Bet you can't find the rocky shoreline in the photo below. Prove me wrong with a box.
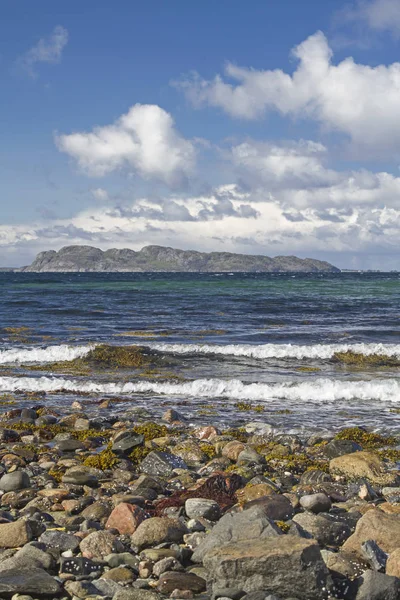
[0,402,398,600]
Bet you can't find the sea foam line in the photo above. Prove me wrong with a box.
[0,344,93,365]
[0,376,399,402]
[149,342,400,360]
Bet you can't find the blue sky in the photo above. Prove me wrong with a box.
[2,0,400,268]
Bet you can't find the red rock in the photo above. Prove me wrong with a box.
[105,502,147,535]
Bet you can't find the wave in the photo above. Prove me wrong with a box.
[0,375,399,402]
[0,344,93,365]
[149,342,400,360]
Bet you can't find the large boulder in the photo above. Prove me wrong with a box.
[329,452,398,486]
[203,536,329,600]
[192,505,282,564]
[343,509,400,557]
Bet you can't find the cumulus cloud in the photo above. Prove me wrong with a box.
[19,25,68,77]
[177,31,400,153]
[56,104,196,187]
[228,139,400,211]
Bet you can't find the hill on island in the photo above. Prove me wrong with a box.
[21,245,340,273]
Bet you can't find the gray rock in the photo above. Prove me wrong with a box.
[62,466,99,486]
[299,493,331,514]
[292,512,352,547]
[360,540,388,572]
[157,571,206,594]
[0,472,30,492]
[139,451,188,477]
[241,494,294,521]
[185,498,221,521]
[153,556,183,577]
[21,409,37,422]
[56,439,85,452]
[0,544,53,573]
[80,530,122,559]
[107,552,139,569]
[39,529,80,552]
[381,486,400,503]
[192,505,282,563]
[0,568,61,596]
[112,431,144,454]
[131,517,188,550]
[324,439,362,459]
[237,448,264,465]
[355,570,400,600]
[93,577,124,597]
[203,536,329,600]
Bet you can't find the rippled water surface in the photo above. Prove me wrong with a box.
[0,272,399,435]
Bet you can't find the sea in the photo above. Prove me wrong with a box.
[0,271,399,437]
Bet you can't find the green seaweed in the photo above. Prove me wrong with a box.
[334,427,397,449]
[333,351,400,367]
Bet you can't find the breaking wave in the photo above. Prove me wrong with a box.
[1,375,399,403]
[149,342,400,361]
[0,344,93,365]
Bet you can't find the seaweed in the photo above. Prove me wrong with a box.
[83,447,118,470]
[333,351,400,367]
[155,473,243,515]
[334,427,397,449]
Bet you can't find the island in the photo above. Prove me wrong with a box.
[20,245,340,273]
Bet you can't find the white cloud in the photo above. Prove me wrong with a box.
[19,25,68,77]
[228,139,400,210]
[345,0,400,35]
[177,31,400,153]
[56,104,196,187]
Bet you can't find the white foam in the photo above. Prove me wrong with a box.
[150,342,400,360]
[0,344,93,365]
[0,375,399,403]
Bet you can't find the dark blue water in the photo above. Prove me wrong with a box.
[0,272,399,435]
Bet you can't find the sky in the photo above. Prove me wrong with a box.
[2,0,400,269]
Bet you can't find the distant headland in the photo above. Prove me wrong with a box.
[19,245,340,273]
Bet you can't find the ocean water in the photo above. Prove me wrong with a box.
[0,271,399,436]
